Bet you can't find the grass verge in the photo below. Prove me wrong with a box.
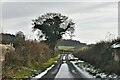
[3,54,60,79]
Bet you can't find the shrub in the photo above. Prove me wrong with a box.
[74,39,120,75]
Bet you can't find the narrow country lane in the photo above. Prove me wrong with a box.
[32,54,93,80]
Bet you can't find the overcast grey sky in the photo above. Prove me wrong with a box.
[1,1,119,44]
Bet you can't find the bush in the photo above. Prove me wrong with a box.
[2,39,60,78]
[74,39,120,75]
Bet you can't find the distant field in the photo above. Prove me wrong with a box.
[58,46,75,50]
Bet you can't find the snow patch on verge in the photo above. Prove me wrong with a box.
[71,61,93,78]
[74,60,120,79]
[32,64,54,80]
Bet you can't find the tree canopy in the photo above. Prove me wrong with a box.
[16,31,25,40]
[32,13,75,49]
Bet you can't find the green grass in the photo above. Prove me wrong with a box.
[39,54,60,71]
[58,46,75,50]
[12,67,34,78]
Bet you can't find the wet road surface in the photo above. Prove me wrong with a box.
[55,63,74,78]
[32,54,93,80]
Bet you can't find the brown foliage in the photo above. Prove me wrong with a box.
[3,41,51,69]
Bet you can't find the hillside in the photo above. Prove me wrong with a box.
[0,33,15,44]
[57,39,86,47]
